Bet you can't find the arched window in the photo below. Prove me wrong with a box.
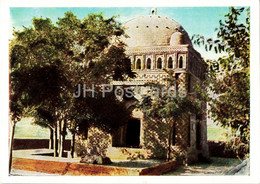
[157,58,162,69]
[147,58,151,69]
[179,56,183,68]
[136,59,141,69]
[168,57,173,68]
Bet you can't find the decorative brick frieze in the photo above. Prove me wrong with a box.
[125,45,189,55]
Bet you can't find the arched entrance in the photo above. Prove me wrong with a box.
[112,118,141,148]
[126,119,140,147]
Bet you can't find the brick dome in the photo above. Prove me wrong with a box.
[170,32,184,46]
[123,14,192,48]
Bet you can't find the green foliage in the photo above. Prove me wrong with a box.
[142,115,170,159]
[75,126,112,157]
[139,71,201,122]
[30,107,57,129]
[10,12,134,156]
[71,90,132,135]
[192,7,250,157]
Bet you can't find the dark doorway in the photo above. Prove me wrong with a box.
[126,119,140,147]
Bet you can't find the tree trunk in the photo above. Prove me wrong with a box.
[70,131,76,158]
[49,127,54,149]
[53,126,58,157]
[167,121,174,161]
[59,119,67,158]
[57,120,61,156]
[9,121,16,174]
[167,128,172,161]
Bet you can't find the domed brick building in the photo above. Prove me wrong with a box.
[77,8,209,162]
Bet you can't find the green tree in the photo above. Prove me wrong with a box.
[192,7,250,157]
[9,11,134,163]
[9,61,25,173]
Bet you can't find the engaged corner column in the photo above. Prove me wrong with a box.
[201,102,209,158]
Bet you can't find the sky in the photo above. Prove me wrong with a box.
[10,7,248,60]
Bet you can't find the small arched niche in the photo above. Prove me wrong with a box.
[147,58,151,69]
[168,57,173,69]
[179,56,183,68]
[136,59,141,69]
[157,58,162,69]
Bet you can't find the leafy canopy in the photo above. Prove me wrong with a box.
[10,12,134,135]
[192,7,250,157]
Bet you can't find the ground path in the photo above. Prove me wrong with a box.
[163,157,244,176]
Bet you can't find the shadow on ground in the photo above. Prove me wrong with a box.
[32,152,54,156]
